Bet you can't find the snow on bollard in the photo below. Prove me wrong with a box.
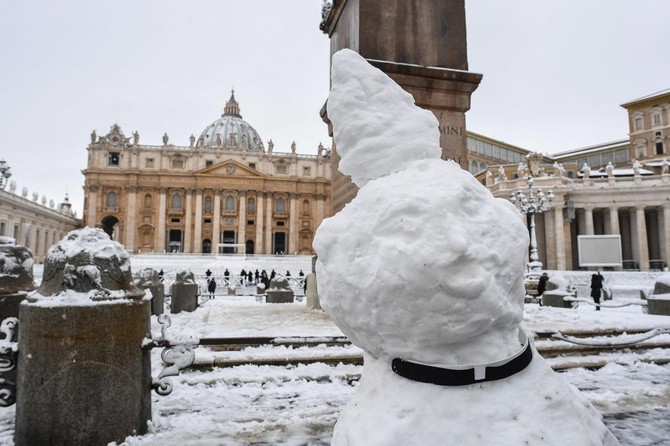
[314,49,619,445]
[134,268,165,315]
[266,275,294,303]
[15,228,152,446]
[170,270,199,313]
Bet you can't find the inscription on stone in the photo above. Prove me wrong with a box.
[439,126,463,136]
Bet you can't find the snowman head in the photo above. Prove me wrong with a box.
[314,50,529,363]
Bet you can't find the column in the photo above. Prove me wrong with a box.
[155,188,167,252]
[212,191,221,254]
[544,208,557,270]
[583,206,594,235]
[288,194,298,254]
[86,186,99,227]
[608,206,622,270]
[237,191,246,253]
[662,204,670,268]
[184,189,193,253]
[255,192,264,253]
[633,206,650,270]
[124,186,137,252]
[265,194,273,254]
[609,206,621,235]
[556,209,569,271]
[194,189,203,253]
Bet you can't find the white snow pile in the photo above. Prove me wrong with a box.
[29,227,142,306]
[47,227,131,271]
[314,49,618,445]
[326,49,440,187]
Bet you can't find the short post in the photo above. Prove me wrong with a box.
[306,255,321,310]
[170,270,198,313]
[134,268,165,315]
[266,275,294,303]
[15,228,152,446]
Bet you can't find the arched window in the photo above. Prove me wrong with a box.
[302,199,310,215]
[479,162,486,172]
[469,160,477,173]
[106,192,117,209]
[171,193,182,209]
[143,194,152,208]
[276,197,285,213]
[225,195,235,211]
[204,195,213,212]
[247,197,255,213]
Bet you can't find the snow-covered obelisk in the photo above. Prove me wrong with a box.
[313,49,618,445]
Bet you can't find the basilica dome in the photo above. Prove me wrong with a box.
[196,91,264,151]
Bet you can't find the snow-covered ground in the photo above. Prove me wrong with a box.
[0,256,667,445]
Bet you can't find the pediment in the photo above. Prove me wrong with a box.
[196,160,264,178]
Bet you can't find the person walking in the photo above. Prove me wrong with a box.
[208,277,217,299]
[537,273,549,297]
[590,272,604,310]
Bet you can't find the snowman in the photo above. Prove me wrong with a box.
[313,49,617,446]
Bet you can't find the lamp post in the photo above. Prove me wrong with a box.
[0,160,11,190]
[510,176,554,278]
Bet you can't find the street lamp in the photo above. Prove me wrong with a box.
[510,176,554,278]
[0,160,11,190]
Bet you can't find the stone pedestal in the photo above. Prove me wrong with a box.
[321,0,481,212]
[266,290,294,304]
[15,298,152,446]
[147,284,165,315]
[647,296,670,315]
[170,283,198,313]
[305,273,321,310]
[541,293,573,309]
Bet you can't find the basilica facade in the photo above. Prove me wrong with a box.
[82,92,332,255]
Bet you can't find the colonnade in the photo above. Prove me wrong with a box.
[535,200,670,271]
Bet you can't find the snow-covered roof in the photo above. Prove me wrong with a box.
[585,167,654,178]
[621,88,670,107]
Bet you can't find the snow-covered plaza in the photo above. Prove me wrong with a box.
[0,255,667,445]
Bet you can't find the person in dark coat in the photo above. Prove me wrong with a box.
[205,269,212,278]
[247,271,253,284]
[286,270,291,277]
[208,277,217,298]
[158,269,164,283]
[270,269,276,280]
[537,273,549,297]
[590,272,604,310]
[254,269,260,282]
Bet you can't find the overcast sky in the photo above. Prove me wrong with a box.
[1,0,669,216]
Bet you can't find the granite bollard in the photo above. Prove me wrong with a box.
[266,275,294,303]
[15,228,151,446]
[540,274,575,309]
[647,272,670,316]
[170,270,198,313]
[134,268,165,315]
